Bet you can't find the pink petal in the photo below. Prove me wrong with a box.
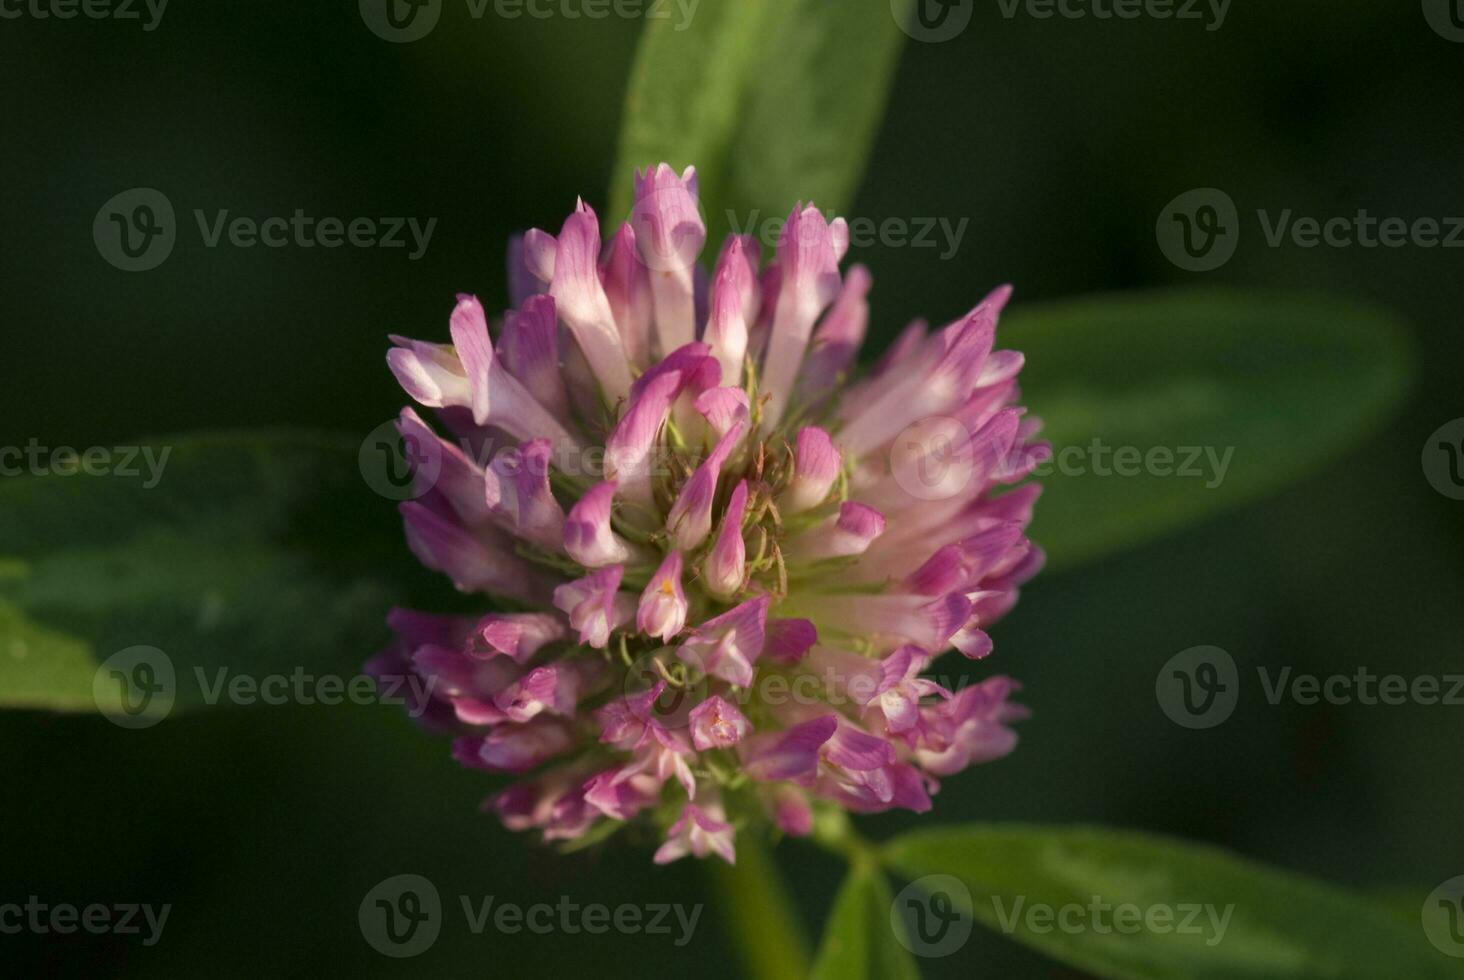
[548,200,632,399]
[631,164,706,354]
[564,480,634,568]
[702,479,749,598]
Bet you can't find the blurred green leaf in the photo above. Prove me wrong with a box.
[885,824,1459,980]
[1005,289,1413,571]
[610,0,906,237]
[709,836,812,980]
[0,430,438,713]
[0,599,98,711]
[810,861,920,980]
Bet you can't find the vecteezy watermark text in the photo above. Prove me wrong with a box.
[892,0,1226,43]
[621,654,1000,732]
[0,898,170,946]
[193,210,435,258]
[92,646,435,729]
[359,0,699,43]
[192,667,434,712]
[94,188,436,272]
[0,0,167,30]
[361,420,728,500]
[889,875,1234,958]
[1157,187,1464,271]
[994,0,1229,31]
[1157,646,1464,729]
[457,894,700,945]
[1033,441,1234,488]
[726,209,971,261]
[358,874,702,958]
[0,440,170,488]
[990,894,1235,945]
[1256,666,1464,709]
[491,0,697,25]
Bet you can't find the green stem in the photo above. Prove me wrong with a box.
[809,806,881,868]
[708,836,812,980]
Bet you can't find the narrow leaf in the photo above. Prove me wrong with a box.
[885,824,1458,979]
[708,836,812,980]
[1004,289,1413,571]
[810,861,921,980]
[610,0,907,236]
[0,430,438,714]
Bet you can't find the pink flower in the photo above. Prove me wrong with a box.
[563,480,635,568]
[473,613,566,663]
[637,551,689,642]
[653,796,737,865]
[372,165,1044,861]
[675,595,769,687]
[702,480,749,598]
[553,566,635,649]
[689,695,752,751]
[783,426,841,514]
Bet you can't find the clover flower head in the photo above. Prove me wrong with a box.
[369,163,1047,863]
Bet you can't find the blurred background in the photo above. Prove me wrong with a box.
[2,0,1462,976]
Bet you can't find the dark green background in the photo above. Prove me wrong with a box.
[2,1,1462,976]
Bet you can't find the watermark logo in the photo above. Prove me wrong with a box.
[1422,418,1464,501]
[1424,875,1464,957]
[890,416,981,502]
[1156,188,1239,272]
[359,874,443,958]
[892,875,974,957]
[1422,0,1464,41]
[94,188,176,272]
[622,648,708,731]
[894,0,974,42]
[92,646,176,729]
[359,0,441,41]
[359,420,444,501]
[632,174,708,276]
[1155,645,1238,729]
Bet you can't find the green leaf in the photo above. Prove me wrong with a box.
[708,836,812,980]
[1004,289,1413,571]
[610,0,906,236]
[0,430,440,714]
[810,861,921,980]
[0,599,99,711]
[884,824,1459,979]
